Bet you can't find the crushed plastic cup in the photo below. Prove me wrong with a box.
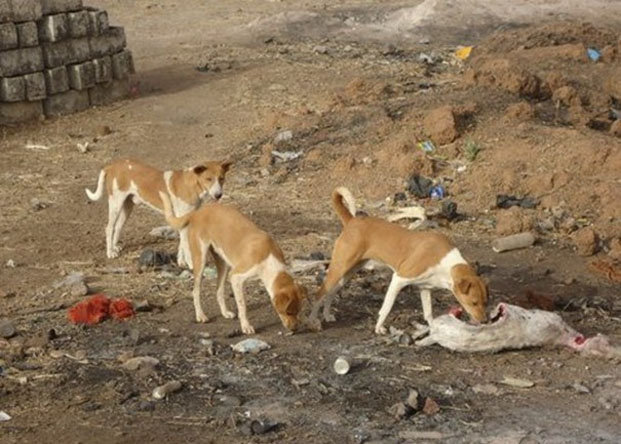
[429,185,445,200]
[587,48,601,62]
[454,46,473,60]
[417,140,436,153]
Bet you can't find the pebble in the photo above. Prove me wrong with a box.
[134,300,152,312]
[472,383,501,395]
[0,319,16,339]
[406,389,420,410]
[139,249,173,268]
[231,338,270,354]
[54,272,89,296]
[422,397,440,415]
[313,45,329,54]
[571,382,591,394]
[388,402,411,419]
[148,226,179,240]
[5,259,16,268]
[500,376,535,388]
[274,130,293,144]
[152,380,182,400]
[121,356,160,371]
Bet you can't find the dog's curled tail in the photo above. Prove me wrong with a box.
[332,187,357,225]
[85,170,106,201]
[159,191,191,230]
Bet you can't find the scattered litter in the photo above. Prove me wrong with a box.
[472,383,500,395]
[30,197,50,211]
[134,300,153,312]
[67,294,135,325]
[0,319,16,339]
[121,356,160,371]
[272,150,302,161]
[418,52,437,64]
[333,356,351,375]
[250,419,278,435]
[416,302,621,357]
[407,174,433,198]
[417,140,436,153]
[496,194,538,209]
[492,232,536,253]
[406,389,421,410]
[588,259,621,284]
[149,226,179,240]
[0,411,11,422]
[77,142,89,153]
[152,380,182,400]
[587,47,601,62]
[441,200,458,221]
[274,130,293,144]
[203,266,217,279]
[422,397,440,415]
[387,205,427,229]
[138,249,174,268]
[5,259,16,268]
[231,338,271,354]
[430,185,445,200]
[500,377,535,388]
[54,272,89,296]
[313,45,329,55]
[24,143,50,150]
[454,46,473,60]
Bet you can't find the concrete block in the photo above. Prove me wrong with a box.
[0,76,26,102]
[24,72,46,101]
[0,46,44,76]
[38,13,68,42]
[44,66,69,94]
[67,10,89,38]
[93,56,112,83]
[41,37,89,67]
[41,0,84,15]
[0,0,11,23]
[111,49,134,79]
[9,0,42,22]
[16,21,38,47]
[89,26,125,57]
[87,9,108,35]
[89,77,129,106]
[67,60,95,90]
[43,88,89,116]
[0,22,17,50]
[0,101,43,124]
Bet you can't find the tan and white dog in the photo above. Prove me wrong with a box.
[85,159,231,265]
[159,191,307,334]
[309,187,489,334]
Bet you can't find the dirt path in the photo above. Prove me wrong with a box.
[1,1,620,443]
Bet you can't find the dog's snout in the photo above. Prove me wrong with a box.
[214,192,222,200]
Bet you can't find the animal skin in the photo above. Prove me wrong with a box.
[417,303,620,357]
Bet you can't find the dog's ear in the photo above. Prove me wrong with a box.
[222,160,233,172]
[274,291,299,316]
[193,165,207,175]
[456,278,472,294]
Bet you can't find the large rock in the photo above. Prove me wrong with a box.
[496,207,534,236]
[571,227,599,256]
[424,105,458,145]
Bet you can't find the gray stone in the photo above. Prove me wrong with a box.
[43,66,69,94]
[41,0,84,15]
[0,101,43,124]
[24,72,46,101]
[16,22,38,47]
[67,10,89,38]
[88,78,129,106]
[89,26,125,57]
[38,13,68,42]
[0,76,26,102]
[41,37,89,67]
[0,22,17,50]
[0,0,11,23]
[0,319,16,338]
[87,9,108,35]
[8,0,42,22]
[67,61,95,90]
[92,56,112,83]
[43,89,89,117]
[0,46,43,76]
[111,49,134,79]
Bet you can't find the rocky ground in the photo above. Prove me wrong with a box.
[1,1,620,443]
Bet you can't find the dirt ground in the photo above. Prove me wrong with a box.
[1,1,620,443]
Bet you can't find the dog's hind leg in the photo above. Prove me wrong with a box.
[191,237,209,323]
[111,197,133,256]
[106,193,125,258]
[210,248,234,319]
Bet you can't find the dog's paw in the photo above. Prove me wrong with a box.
[241,323,256,335]
[221,309,236,319]
[374,325,387,335]
[323,313,336,323]
[107,250,120,259]
[195,312,209,323]
[306,317,323,332]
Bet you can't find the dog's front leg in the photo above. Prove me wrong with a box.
[230,273,255,335]
[421,289,433,324]
[374,274,406,335]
